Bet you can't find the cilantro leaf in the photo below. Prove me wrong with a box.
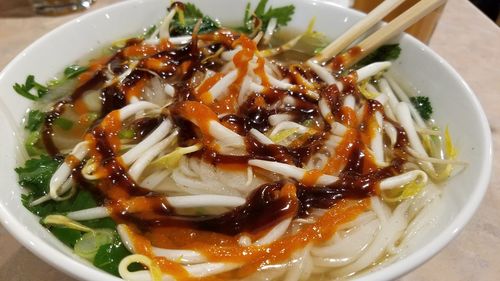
[64,65,88,79]
[184,2,203,18]
[16,156,100,217]
[22,189,98,217]
[16,155,61,197]
[13,75,48,100]
[22,193,54,217]
[239,0,295,33]
[170,2,219,36]
[50,227,83,248]
[25,110,46,132]
[254,0,268,17]
[357,44,401,67]
[81,217,117,229]
[410,96,433,121]
[259,4,295,27]
[54,190,98,213]
[93,241,132,276]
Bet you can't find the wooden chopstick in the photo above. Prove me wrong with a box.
[343,0,446,67]
[313,0,407,63]
[312,0,446,67]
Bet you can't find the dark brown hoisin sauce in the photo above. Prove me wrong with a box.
[108,153,401,236]
[297,158,403,216]
[44,29,409,245]
[237,88,321,134]
[42,31,205,155]
[116,181,297,236]
[195,131,326,169]
[167,90,326,167]
[129,116,163,141]
[101,85,126,115]
[103,94,402,237]
[42,70,108,156]
[90,127,149,197]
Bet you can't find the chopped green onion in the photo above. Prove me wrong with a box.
[118,129,135,139]
[54,117,74,131]
[74,229,115,261]
[270,128,298,143]
[143,25,157,39]
[24,131,44,156]
[46,78,62,88]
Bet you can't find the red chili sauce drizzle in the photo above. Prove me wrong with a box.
[39,25,412,279]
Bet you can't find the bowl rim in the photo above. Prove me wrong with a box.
[0,0,493,280]
[353,29,493,281]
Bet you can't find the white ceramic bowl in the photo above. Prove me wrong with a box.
[0,0,492,280]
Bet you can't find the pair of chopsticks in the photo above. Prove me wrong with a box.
[311,0,446,67]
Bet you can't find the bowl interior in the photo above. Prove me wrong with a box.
[0,0,492,280]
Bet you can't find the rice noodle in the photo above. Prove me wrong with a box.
[254,218,292,246]
[122,120,173,165]
[248,159,338,186]
[19,6,462,281]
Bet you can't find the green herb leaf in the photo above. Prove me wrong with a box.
[260,5,295,27]
[25,110,46,131]
[22,189,98,217]
[93,241,132,276]
[184,3,203,18]
[81,218,117,230]
[239,0,295,33]
[170,2,219,36]
[24,131,44,157]
[54,117,74,131]
[243,3,251,29]
[254,0,268,17]
[23,110,46,156]
[143,25,157,39]
[54,190,98,213]
[13,75,48,100]
[410,96,433,121]
[21,193,54,217]
[118,128,135,139]
[50,226,83,248]
[64,65,89,79]
[16,155,61,197]
[357,44,401,67]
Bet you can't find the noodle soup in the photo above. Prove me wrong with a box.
[12,1,464,280]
